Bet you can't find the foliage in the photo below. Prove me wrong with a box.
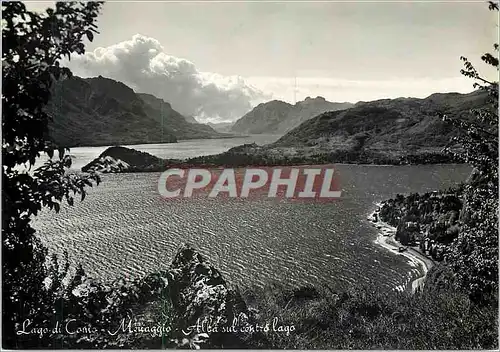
[242,284,498,349]
[379,189,464,260]
[442,1,499,302]
[2,1,104,348]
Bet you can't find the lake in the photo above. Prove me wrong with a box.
[31,138,472,291]
[29,135,282,172]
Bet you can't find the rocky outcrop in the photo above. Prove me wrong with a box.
[46,244,255,349]
[168,244,255,348]
[83,155,131,173]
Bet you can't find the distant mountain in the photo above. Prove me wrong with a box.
[207,122,234,133]
[231,100,293,134]
[279,97,354,133]
[231,97,353,134]
[136,93,221,139]
[46,76,222,147]
[184,115,199,124]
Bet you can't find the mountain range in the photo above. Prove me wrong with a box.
[46,74,489,164]
[231,96,354,134]
[46,76,223,147]
[274,90,490,153]
[183,90,490,166]
[82,89,490,171]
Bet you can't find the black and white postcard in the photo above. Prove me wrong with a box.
[2,0,498,349]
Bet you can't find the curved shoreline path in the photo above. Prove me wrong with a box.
[368,202,435,293]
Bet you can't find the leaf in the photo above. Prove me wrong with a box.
[58,147,65,159]
[86,30,94,42]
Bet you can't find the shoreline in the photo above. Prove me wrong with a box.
[368,202,435,293]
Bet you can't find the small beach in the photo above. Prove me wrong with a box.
[369,202,435,293]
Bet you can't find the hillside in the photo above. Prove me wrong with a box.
[279,96,354,133]
[46,76,222,147]
[183,115,199,124]
[231,100,294,134]
[185,90,490,166]
[231,97,353,134]
[136,93,222,139]
[272,90,490,158]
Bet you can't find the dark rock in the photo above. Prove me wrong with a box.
[168,244,254,348]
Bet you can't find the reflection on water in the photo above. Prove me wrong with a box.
[32,163,471,291]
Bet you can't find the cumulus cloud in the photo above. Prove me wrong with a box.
[67,34,270,122]
[67,34,475,122]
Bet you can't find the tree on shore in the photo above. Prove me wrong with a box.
[2,1,103,347]
[442,1,499,302]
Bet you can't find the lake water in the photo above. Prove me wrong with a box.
[32,139,472,291]
[30,135,282,172]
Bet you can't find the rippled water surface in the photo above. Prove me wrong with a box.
[33,163,472,291]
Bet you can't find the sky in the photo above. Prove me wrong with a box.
[26,1,498,122]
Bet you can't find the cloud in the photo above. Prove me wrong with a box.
[67,34,270,122]
[67,34,476,122]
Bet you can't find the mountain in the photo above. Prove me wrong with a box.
[185,90,490,166]
[136,93,221,139]
[231,97,353,134]
[231,100,293,134]
[46,76,222,147]
[278,97,354,133]
[184,115,199,124]
[272,90,490,158]
[207,121,235,133]
[81,90,490,171]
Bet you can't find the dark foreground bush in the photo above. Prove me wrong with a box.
[242,284,498,349]
[4,244,498,349]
